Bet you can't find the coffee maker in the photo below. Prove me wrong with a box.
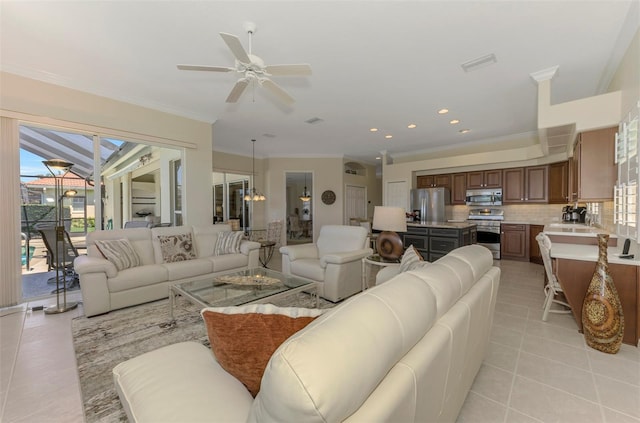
[562,205,587,223]
[562,205,572,222]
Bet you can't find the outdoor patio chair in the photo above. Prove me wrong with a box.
[36,224,80,291]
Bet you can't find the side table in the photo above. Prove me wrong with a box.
[258,240,277,268]
[361,254,400,291]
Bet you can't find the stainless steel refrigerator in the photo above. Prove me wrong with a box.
[410,187,450,223]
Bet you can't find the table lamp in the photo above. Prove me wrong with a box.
[372,206,407,261]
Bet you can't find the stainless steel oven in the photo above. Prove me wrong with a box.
[468,208,503,259]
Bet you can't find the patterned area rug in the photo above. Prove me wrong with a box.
[72,293,335,422]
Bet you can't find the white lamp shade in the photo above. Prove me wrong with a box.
[372,206,407,232]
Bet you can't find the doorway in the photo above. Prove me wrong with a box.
[285,172,313,244]
[345,184,367,224]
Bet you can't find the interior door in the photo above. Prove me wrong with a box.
[345,185,366,223]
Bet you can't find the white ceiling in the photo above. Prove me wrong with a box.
[1,1,637,163]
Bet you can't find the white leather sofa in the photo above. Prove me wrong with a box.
[75,224,260,317]
[112,245,500,422]
[279,225,373,302]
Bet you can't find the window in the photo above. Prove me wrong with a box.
[614,102,639,239]
[172,159,183,226]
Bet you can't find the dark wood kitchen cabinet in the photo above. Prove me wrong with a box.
[451,173,467,205]
[548,161,570,204]
[466,170,502,189]
[501,223,529,261]
[529,224,544,265]
[571,126,617,201]
[417,174,451,189]
[503,166,548,204]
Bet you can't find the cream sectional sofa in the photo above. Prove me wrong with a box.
[74,224,260,317]
[112,245,500,422]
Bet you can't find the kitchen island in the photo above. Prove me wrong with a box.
[404,222,477,262]
[545,226,639,346]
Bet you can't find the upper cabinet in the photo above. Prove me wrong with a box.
[466,170,502,189]
[417,174,451,189]
[571,126,617,201]
[451,173,467,205]
[502,166,548,204]
[548,161,570,204]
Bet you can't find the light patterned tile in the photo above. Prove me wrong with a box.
[491,325,524,349]
[469,364,514,405]
[506,408,543,423]
[516,351,598,402]
[595,374,640,418]
[588,349,640,387]
[603,407,640,423]
[457,391,507,423]
[493,311,528,333]
[509,376,602,423]
[525,319,586,348]
[485,341,519,372]
[521,333,589,368]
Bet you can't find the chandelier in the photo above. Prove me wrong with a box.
[299,173,311,202]
[244,139,266,202]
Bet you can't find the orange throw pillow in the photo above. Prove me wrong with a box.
[201,304,323,397]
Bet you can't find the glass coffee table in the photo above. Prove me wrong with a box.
[169,267,318,319]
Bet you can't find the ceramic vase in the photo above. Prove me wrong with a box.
[581,234,624,354]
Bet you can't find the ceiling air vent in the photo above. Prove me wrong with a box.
[305,117,324,125]
[461,53,497,73]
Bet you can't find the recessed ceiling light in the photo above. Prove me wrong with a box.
[375,156,381,160]
[385,135,393,139]
[438,108,449,114]
[449,119,460,125]
[370,128,378,132]
[407,123,417,129]
[461,53,497,73]
[459,129,470,134]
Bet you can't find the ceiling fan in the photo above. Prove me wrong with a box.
[177,22,312,105]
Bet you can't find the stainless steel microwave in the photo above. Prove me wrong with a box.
[465,189,502,206]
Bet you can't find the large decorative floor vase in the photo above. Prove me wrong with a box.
[581,233,624,354]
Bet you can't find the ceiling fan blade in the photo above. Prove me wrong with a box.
[260,78,295,105]
[177,64,234,72]
[265,64,312,76]
[220,32,251,64]
[226,79,250,103]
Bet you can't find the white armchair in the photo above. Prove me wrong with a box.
[279,225,373,302]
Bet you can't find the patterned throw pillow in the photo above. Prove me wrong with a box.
[157,233,197,263]
[214,231,244,255]
[201,304,324,397]
[399,245,429,272]
[95,239,141,271]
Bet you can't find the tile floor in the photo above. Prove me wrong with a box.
[1,257,639,422]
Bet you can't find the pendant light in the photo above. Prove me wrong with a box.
[244,139,266,202]
[299,173,311,202]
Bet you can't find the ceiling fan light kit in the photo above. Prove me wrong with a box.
[177,22,311,105]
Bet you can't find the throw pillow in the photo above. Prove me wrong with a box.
[157,233,197,263]
[214,230,244,255]
[201,304,324,397]
[95,239,141,271]
[399,245,429,272]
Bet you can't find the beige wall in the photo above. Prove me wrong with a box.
[609,28,640,117]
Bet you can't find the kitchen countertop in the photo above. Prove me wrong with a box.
[407,221,477,229]
[550,242,639,266]
[542,223,618,239]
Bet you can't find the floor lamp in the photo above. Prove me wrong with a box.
[43,159,79,314]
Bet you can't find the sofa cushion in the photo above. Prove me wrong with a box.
[162,258,213,280]
[94,239,141,271]
[151,226,195,264]
[107,264,169,293]
[215,231,244,255]
[316,225,367,257]
[248,274,437,422]
[193,224,232,258]
[201,304,323,397]
[157,233,197,263]
[209,253,249,272]
[113,341,254,423]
